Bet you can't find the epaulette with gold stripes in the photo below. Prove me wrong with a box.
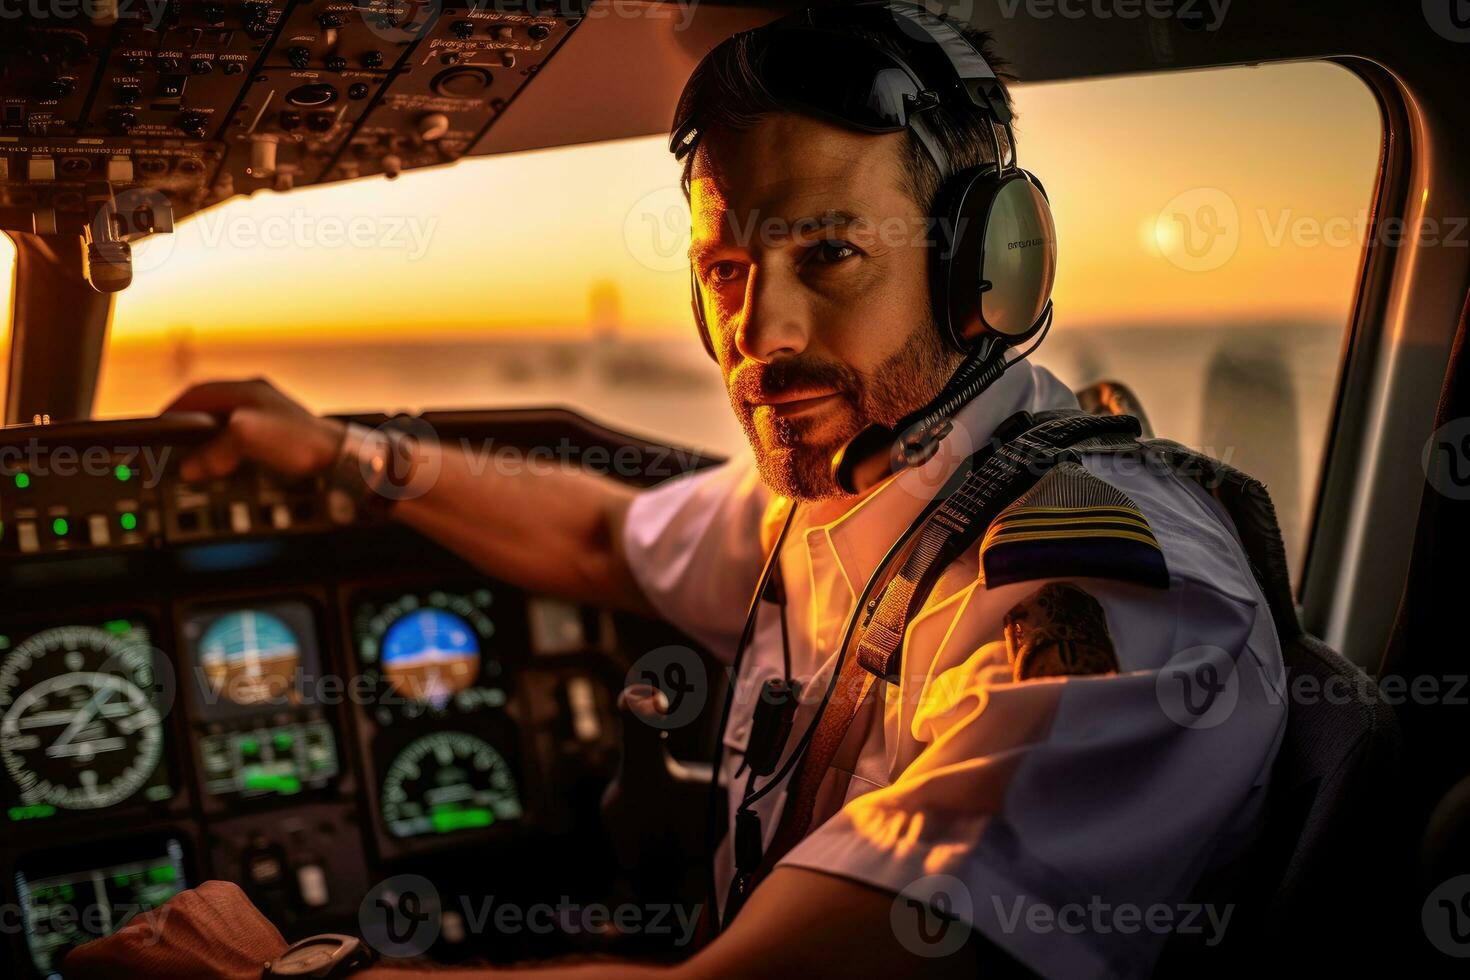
[980,461,1170,589]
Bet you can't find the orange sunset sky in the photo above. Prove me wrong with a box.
[1,60,1380,350]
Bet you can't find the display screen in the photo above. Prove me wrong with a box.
[16,837,188,979]
[181,600,340,799]
[183,601,320,716]
[380,731,524,839]
[198,609,304,706]
[197,718,339,798]
[353,588,511,723]
[382,608,482,705]
[0,620,174,823]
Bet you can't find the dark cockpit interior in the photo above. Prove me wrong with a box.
[1,0,1469,975]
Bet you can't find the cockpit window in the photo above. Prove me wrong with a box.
[97,61,1380,584]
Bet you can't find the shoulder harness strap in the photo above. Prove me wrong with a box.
[740,409,1143,913]
[854,409,1147,682]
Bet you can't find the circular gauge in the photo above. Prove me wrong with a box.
[198,610,301,705]
[381,609,481,706]
[0,626,165,811]
[380,732,522,839]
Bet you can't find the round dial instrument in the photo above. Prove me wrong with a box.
[0,625,166,811]
[381,608,481,705]
[199,610,302,705]
[380,731,522,839]
[355,590,507,722]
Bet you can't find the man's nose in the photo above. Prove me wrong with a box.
[735,264,810,363]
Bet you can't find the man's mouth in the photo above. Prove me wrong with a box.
[750,389,844,419]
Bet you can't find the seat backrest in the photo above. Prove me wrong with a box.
[1131,437,1403,970]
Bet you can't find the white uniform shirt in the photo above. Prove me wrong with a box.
[623,361,1287,978]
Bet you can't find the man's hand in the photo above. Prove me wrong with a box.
[61,880,288,980]
[164,379,345,482]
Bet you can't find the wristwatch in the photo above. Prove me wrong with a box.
[325,419,418,525]
[262,934,376,978]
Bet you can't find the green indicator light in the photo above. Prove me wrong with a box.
[7,803,57,821]
[273,733,294,752]
[51,517,68,536]
[239,738,261,756]
[115,463,132,481]
[431,808,494,833]
[244,773,301,794]
[14,473,29,489]
[148,864,177,884]
[104,620,131,634]
[120,512,139,531]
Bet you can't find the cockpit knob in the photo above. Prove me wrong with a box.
[248,136,279,178]
[381,154,403,180]
[417,113,450,142]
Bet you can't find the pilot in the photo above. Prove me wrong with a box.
[65,3,1285,978]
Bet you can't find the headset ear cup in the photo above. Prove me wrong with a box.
[932,167,1057,349]
[929,167,983,351]
[690,264,717,361]
[980,171,1056,339]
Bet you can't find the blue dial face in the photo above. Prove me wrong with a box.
[199,611,301,705]
[381,609,481,705]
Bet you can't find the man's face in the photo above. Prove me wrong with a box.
[689,112,963,501]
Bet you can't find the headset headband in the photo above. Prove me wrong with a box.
[670,1,1017,185]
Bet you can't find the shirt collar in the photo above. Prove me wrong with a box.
[805,360,1081,596]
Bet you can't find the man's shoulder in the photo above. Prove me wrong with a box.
[976,445,1265,607]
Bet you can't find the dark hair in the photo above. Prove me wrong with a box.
[674,18,1019,215]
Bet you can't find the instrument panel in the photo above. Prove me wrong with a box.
[17,835,190,980]
[181,597,342,801]
[0,1,588,290]
[0,410,709,975]
[349,583,532,857]
[0,618,174,820]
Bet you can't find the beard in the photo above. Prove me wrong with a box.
[725,322,961,501]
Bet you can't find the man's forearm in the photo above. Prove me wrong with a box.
[387,437,653,615]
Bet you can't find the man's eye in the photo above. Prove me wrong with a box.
[811,240,859,264]
[706,260,743,285]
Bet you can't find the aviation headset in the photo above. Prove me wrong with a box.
[669,0,1058,364]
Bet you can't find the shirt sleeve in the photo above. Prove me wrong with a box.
[776,574,1287,979]
[622,453,773,661]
